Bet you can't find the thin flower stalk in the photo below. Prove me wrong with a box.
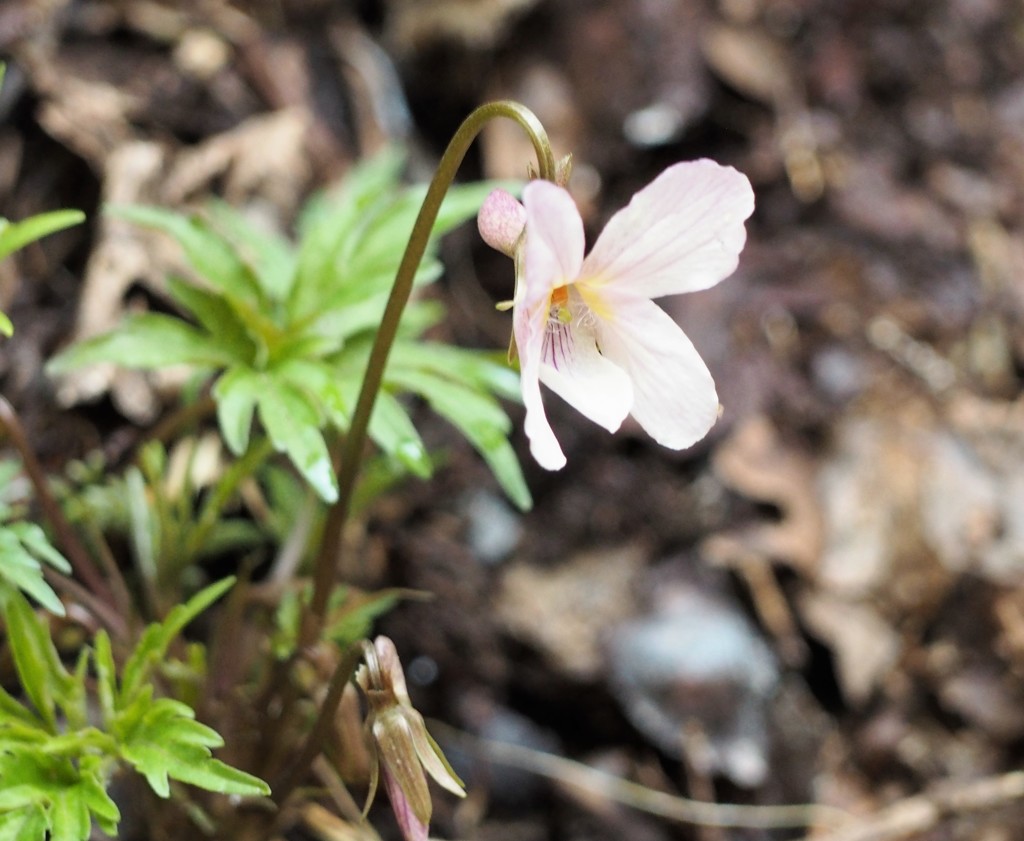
[304,102,557,644]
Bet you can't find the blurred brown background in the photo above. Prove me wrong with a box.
[2,1,1024,839]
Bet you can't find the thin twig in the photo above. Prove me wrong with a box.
[806,771,1024,841]
[42,567,126,637]
[429,721,852,831]
[81,519,136,627]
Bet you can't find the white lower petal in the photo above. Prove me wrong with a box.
[597,294,719,450]
[523,365,567,470]
[539,319,632,433]
[515,297,567,471]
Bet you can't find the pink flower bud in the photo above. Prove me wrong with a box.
[477,188,526,257]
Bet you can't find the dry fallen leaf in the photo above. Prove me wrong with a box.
[53,109,311,419]
[707,414,823,576]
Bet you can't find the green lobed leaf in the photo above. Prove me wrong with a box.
[349,181,506,280]
[166,277,260,364]
[390,342,522,402]
[265,330,344,367]
[0,204,85,338]
[0,804,47,841]
[64,650,91,732]
[6,523,71,575]
[48,786,90,841]
[290,150,405,321]
[289,152,507,327]
[118,698,269,799]
[3,592,75,730]
[46,313,236,375]
[74,760,120,836]
[307,231,442,320]
[0,684,43,730]
[360,390,432,479]
[309,270,441,346]
[0,525,67,616]
[273,358,350,430]
[0,751,118,841]
[92,631,117,726]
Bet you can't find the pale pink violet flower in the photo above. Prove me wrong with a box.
[478,161,754,470]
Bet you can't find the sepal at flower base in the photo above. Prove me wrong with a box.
[357,637,465,841]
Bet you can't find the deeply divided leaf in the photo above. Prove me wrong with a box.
[213,366,261,455]
[119,698,269,799]
[388,368,530,510]
[205,201,296,301]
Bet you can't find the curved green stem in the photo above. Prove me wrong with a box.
[303,101,555,643]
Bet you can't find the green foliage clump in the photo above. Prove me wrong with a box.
[0,579,268,840]
[48,151,530,509]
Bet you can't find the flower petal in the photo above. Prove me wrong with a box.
[521,180,585,309]
[513,180,589,471]
[582,160,754,299]
[597,294,719,449]
[539,316,632,434]
[514,296,567,470]
[373,636,412,704]
[521,353,568,470]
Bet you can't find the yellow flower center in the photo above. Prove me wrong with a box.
[549,285,573,324]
